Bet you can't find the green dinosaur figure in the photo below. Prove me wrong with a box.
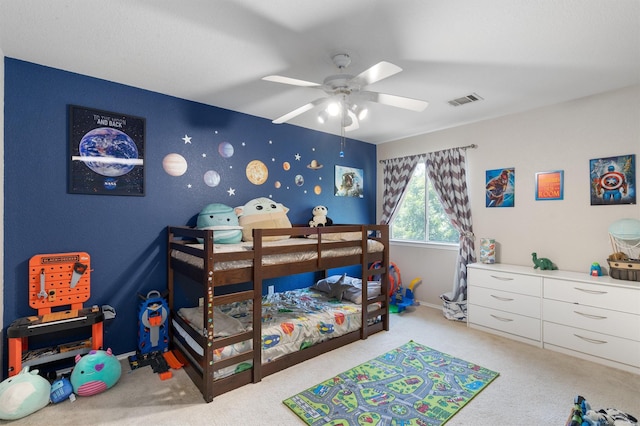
[532,252,557,270]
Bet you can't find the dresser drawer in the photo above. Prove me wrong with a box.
[469,286,540,318]
[544,278,640,314]
[468,268,541,296]
[468,304,541,341]
[543,322,640,368]
[543,299,640,341]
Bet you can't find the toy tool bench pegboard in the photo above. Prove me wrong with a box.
[7,252,104,377]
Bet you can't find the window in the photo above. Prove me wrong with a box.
[390,163,460,244]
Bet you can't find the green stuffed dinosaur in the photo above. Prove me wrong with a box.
[531,252,557,270]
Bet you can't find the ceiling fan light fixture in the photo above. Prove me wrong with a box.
[317,109,329,124]
[326,102,341,117]
[351,104,368,121]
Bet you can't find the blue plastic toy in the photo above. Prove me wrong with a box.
[590,262,602,276]
[138,290,169,354]
[391,277,422,313]
[50,377,74,404]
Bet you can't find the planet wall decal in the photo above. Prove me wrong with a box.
[246,160,268,185]
[283,162,290,171]
[204,170,221,187]
[218,142,234,158]
[163,153,188,176]
[78,127,139,177]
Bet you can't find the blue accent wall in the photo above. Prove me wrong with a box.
[3,58,376,360]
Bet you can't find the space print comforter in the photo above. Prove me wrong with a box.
[174,288,378,380]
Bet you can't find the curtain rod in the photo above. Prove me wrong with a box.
[378,143,478,163]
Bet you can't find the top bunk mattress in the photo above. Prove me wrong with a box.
[171,237,385,272]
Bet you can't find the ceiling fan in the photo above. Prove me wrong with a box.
[262,53,429,131]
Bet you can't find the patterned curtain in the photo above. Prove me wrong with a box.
[425,147,475,301]
[379,154,426,225]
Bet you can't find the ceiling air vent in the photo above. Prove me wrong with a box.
[448,93,483,107]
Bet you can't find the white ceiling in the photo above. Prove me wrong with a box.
[1,0,639,144]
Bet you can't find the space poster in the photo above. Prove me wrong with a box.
[68,105,145,196]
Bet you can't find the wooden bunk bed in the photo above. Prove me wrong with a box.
[167,224,390,402]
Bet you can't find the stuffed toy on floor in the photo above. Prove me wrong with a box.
[70,348,121,397]
[0,366,51,420]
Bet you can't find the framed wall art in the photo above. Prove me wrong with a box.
[485,167,515,207]
[535,170,564,201]
[68,105,146,196]
[589,154,635,205]
[334,165,364,198]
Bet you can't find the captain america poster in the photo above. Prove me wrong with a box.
[590,154,635,205]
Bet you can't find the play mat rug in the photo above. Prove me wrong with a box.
[283,340,499,426]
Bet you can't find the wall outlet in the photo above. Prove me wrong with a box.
[268,285,275,296]
[198,297,204,307]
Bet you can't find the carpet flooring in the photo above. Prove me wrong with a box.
[6,305,639,425]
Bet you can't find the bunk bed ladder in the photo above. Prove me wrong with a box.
[252,229,264,384]
[202,229,216,402]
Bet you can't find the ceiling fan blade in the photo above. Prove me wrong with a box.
[363,91,429,112]
[354,61,402,86]
[262,75,322,87]
[272,97,327,124]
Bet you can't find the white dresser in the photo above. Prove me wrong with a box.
[467,263,640,374]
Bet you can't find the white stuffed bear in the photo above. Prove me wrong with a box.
[309,205,333,227]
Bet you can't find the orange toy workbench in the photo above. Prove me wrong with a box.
[7,252,104,376]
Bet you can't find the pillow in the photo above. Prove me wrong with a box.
[196,203,243,244]
[327,274,350,301]
[178,305,245,337]
[235,197,291,242]
[312,275,382,304]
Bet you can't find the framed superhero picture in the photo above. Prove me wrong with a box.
[589,154,635,206]
[485,167,515,207]
[68,105,145,196]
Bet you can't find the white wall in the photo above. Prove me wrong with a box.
[377,86,640,308]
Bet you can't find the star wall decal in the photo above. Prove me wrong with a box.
[227,187,236,196]
[182,135,192,144]
[295,153,301,161]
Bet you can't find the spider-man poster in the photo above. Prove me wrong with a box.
[590,155,635,206]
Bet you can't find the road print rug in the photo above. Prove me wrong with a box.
[283,340,499,425]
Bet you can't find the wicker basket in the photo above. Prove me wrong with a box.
[607,259,640,282]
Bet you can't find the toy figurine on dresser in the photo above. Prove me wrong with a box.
[531,252,557,270]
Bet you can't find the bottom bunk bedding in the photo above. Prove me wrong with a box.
[173,287,381,380]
